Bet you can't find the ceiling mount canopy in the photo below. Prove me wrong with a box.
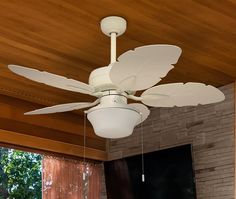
[7,16,225,139]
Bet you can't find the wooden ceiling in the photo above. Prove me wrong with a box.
[0,0,235,160]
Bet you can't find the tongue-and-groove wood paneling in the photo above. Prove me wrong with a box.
[0,0,235,159]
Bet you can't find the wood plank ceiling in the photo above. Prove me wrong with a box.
[0,0,235,160]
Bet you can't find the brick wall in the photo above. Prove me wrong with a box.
[107,83,235,199]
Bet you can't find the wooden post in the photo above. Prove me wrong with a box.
[234,81,236,198]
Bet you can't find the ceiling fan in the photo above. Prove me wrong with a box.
[8,16,225,139]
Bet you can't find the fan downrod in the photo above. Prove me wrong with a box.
[89,16,128,92]
[100,16,127,37]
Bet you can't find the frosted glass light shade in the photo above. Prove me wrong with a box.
[87,107,140,138]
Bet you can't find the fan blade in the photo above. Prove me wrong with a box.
[24,99,99,115]
[141,82,225,107]
[110,45,182,91]
[8,65,95,95]
[129,103,150,125]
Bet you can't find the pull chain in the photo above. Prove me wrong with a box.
[140,114,145,182]
[83,112,87,181]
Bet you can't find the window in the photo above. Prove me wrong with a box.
[0,147,42,199]
[0,147,103,199]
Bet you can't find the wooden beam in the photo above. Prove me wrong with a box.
[0,118,106,150]
[0,93,107,158]
[0,93,100,139]
[0,129,107,161]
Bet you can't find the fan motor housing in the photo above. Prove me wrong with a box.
[89,66,136,96]
[89,66,118,91]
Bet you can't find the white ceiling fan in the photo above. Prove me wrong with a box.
[8,16,225,139]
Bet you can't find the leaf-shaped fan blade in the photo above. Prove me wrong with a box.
[141,82,225,107]
[24,99,99,115]
[110,45,182,91]
[129,103,150,125]
[8,65,95,95]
